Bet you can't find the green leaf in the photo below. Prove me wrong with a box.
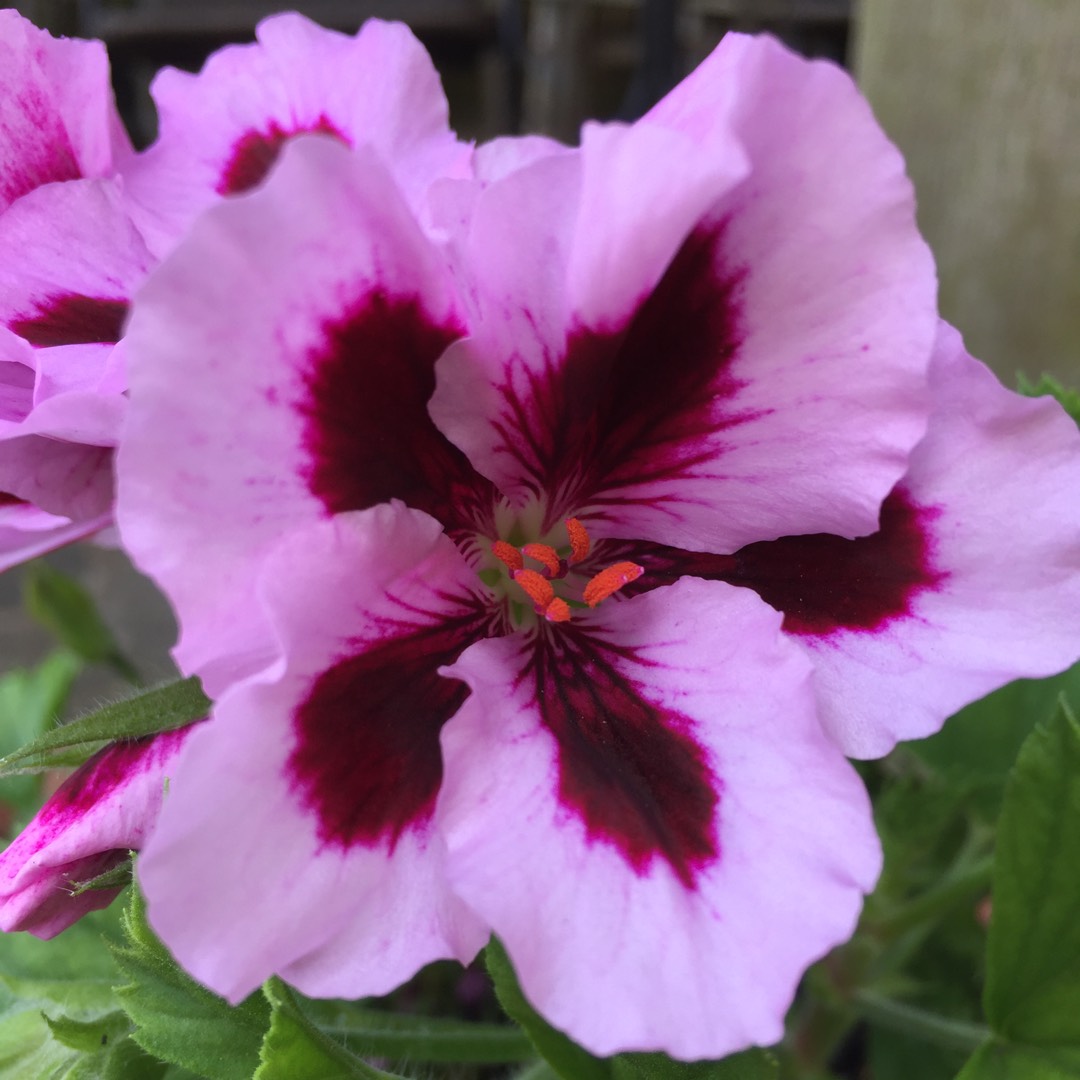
[23,562,139,682]
[102,1036,170,1079]
[867,1026,965,1080]
[69,857,134,898]
[0,970,161,1078]
[956,1039,1080,1080]
[0,904,123,982]
[0,650,83,756]
[299,996,533,1063]
[983,698,1080,1045]
[1017,373,1080,428]
[911,665,1080,819]
[110,885,269,1080]
[511,1064,562,1080]
[612,1048,779,1079]
[0,676,210,779]
[0,649,83,818]
[486,937,612,1080]
[43,1010,132,1053]
[254,978,403,1080]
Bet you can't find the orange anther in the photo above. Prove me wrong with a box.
[522,543,562,577]
[513,568,556,610]
[513,569,572,622]
[566,517,590,564]
[492,540,524,573]
[582,561,644,608]
[545,597,572,623]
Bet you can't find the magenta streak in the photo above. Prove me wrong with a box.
[29,727,194,852]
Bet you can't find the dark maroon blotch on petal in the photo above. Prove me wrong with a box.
[217,115,349,195]
[726,487,948,635]
[499,221,762,521]
[287,613,485,851]
[10,294,129,347]
[298,289,495,531]
[0,492,27,507]
[624,487,947,636]
[528,630,719,887]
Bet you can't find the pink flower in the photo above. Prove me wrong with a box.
[0,728,193,939]
[114,32,1080,1059]
[0,12,135,567]
[119,11,471,257]
[0,12,466,571]
[0,10,131,215]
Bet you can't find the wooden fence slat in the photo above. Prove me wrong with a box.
[856,0,1080,384]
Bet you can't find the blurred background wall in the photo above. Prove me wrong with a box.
[3,0,1078,697]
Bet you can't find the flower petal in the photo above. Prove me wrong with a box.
[630,326,1080,756]
[430,117,748,522]
[0,727,193,938]
[0,502,111,573]
[0,178,154,446]
[139,504,491,1002]
[0,11,130,213]
[438,578,880,1058]
[122,13,467,254]
[432,35,934,549]
[0,179,149,348]
[729,325,1080,756]
[0,434,111,521]
[118,136,491,694]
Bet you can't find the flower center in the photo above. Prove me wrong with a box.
[490,517,644,623]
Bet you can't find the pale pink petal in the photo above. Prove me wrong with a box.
[0,502,111,572]
[0,355,34,426]
[0,180,147,348]
[140,505,490,1002]
[429,118,747,521]
[432,35,933,551]
[0,179,151,445]
[474,134,571,182]
[592,33,934,549]
[0,435,111,520]
[626,324,1080,756]
[118,137,491,695]
[21,350,126,446]
[0,11,130,213]
[727,325,1080,756]
[425,134,573,248]
[438,578,880,1058]
[122,13,467,255]
[0,727,193,938]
